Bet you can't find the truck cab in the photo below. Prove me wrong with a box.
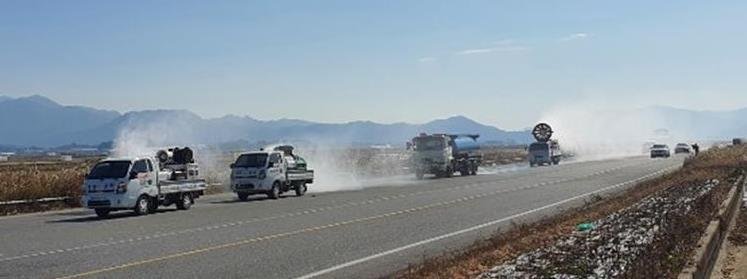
[528,140,561,167]
[410,134,481,179]
[411,135,452,177]
[82,156,205,217]
[230,150,313,201]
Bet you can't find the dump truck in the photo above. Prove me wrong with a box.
[409,133,482,179]
[81,147,206,217]
[230,145,314,201]
[528,123,562,167]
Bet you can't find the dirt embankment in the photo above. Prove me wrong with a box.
[397,145,747,279]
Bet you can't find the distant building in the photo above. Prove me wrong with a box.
[61,155,73,161]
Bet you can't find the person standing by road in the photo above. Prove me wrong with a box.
[692,143,700,156]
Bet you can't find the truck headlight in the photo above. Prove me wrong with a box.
[116,182,128,194]
[258,170,266,179]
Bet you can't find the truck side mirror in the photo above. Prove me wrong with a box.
[129,171,138,180]
[267,162,274,168]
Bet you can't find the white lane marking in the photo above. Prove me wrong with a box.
[295,164,679,279]
[0,159,660,264]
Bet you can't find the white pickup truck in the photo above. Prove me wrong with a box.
[230,146,314,201]
[81,156,206,217]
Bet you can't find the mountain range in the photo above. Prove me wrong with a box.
[0,95,531,147]
[2,95,746,148]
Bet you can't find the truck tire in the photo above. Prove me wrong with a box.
[94,208,110,218]
[445,167,453,178]
[267,182,280,199]
[147,197,158,213]
[295,183,307,196]
[238,192,249,201]
[133,195,149,216]
[176,193,193,210]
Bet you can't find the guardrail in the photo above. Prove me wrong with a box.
[678,175,744,279]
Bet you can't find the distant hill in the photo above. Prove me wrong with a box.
[0,95,120,146]
[0,95,530,147]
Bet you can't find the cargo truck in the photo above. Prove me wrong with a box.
[230,145,314,201]
[81,147,206,218]
[409,133,482,179]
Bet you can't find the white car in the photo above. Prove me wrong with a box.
[650,144,671,158]
[674,143,691,154]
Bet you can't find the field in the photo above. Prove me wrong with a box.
[0,159,97,202]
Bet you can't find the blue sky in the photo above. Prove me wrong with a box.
[1,1,745,130]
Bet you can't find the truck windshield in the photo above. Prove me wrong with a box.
[234,154,268,168]
[87,161,131,179]
[529,143,548,152]
[414,137,445,151]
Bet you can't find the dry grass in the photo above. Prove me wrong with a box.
[396,145,747,279]
[481,147,526,165]
[0,160,96,202]
[728,205,747,246]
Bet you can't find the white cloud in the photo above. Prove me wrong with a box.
[455,40,527,56]
[418,57,437,63]
[560,33,591,42]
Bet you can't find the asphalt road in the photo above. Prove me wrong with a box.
[0,156,683,279]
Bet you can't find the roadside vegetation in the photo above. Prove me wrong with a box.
[397,145,747,278]
[0,160,93,202]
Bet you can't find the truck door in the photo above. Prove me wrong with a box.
[268,153,283,180]
[145,159,156,187]
[131,159,155,196]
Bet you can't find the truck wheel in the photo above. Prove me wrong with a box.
[267,182,280,199]
[176,193,193,210]
[133,195,149,216]
[238,192,249,201]
[445,168,453,178]
[295,183,307,196]
[94,208,110,218]
[147,197,158,213]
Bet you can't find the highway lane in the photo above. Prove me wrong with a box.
[0,156,683,279]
